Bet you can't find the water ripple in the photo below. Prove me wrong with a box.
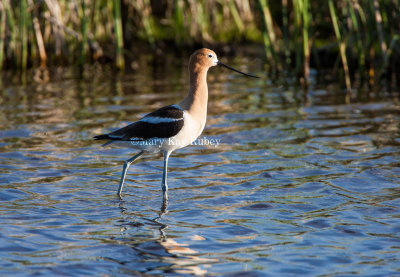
[0,65,399,276]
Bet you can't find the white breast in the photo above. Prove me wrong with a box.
[159,111,205,153]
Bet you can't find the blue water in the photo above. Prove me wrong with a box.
[0,58,399,276]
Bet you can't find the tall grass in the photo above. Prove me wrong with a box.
[258,0,279,71]
[0,1,6,70]
[0,0,399,92]
[113,0,124,68]
[329,0,351,99]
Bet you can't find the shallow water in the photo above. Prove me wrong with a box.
[1,56,400,276]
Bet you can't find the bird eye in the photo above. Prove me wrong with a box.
[208,54,213,58]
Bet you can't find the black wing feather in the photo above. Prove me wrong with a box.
[94,105,184,141]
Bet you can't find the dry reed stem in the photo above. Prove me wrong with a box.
[28,0,47,66]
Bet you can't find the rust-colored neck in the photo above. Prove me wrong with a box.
[179,65,209,120]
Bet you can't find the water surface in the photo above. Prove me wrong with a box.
[1,57,399,276]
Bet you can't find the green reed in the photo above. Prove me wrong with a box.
[113,0,124,69]
[292,0,303,79]
[4,0,16,67]
[0,1,6,70]
[281,0,291,71]
[348,0,365,85]
[78,0,88,66]
[258,0,278,70]
[329,0,351,97]
[0,0,399,92]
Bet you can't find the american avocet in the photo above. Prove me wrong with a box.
[94,48,258,200]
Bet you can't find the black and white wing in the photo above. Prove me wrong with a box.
[94,105,184,142]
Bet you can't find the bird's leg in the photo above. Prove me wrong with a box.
[117,151,143,197]
[161,151,171,201]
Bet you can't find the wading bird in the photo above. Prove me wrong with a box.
[94,48,259,201]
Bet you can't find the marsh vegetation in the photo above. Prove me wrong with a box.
[1,0,399,93]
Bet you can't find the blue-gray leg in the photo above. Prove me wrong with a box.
[118,151,144,196]
[161,151,171,201]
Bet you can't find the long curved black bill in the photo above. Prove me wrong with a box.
[217,61,259,78]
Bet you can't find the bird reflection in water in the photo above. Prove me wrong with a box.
[117,199,216,276]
